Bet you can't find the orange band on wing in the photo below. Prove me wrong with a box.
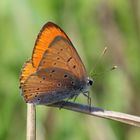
[32,22,71,68]
[20,60,36,87]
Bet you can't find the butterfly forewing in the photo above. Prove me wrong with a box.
[32,22,72,68]
[38,36,87,79]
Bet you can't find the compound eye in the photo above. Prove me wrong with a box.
[88,79,93,86]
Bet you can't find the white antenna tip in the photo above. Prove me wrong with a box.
[111,65,118,70]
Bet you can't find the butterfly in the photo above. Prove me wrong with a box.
[20,22,93,105]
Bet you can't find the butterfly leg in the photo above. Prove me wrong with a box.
[83,92,91,112]
[59,96,72,110]
[73,94,79,102]
[59,94,78,109]
[59,100,67,110]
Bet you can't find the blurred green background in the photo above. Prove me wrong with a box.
[0,0,140,140]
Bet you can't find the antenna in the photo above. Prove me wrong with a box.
[90,47,108,78]
[110,65,118,70]
[90,66,118,79]
[90,47,117,79]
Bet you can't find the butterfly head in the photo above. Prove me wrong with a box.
[80,77,93,93]
[87,77,93,86]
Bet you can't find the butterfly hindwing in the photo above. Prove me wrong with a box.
[22,68,83,104]
[20,59,36,88]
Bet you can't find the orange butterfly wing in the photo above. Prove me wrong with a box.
[22,68,82,104]
[32,22,72,68]
[20,60,36,88]
[20,22,70,88]
[38,36,87,79]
